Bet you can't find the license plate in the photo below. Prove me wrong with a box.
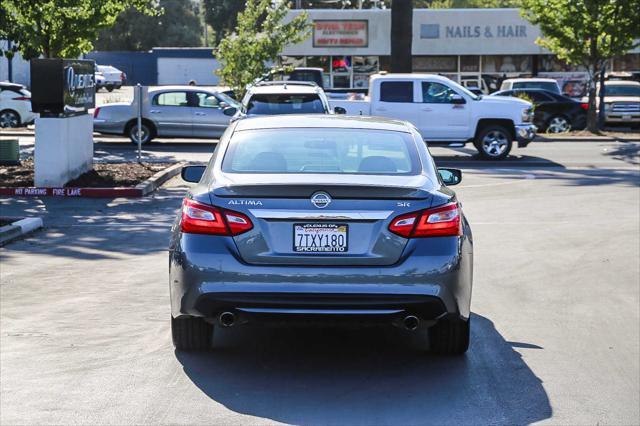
[622,115,631,121]
[293,223,348,253]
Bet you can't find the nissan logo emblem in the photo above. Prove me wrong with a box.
[311,192,331,209]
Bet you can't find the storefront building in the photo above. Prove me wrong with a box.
[282,8,640,95]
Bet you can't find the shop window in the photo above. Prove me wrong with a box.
[353,56,379,73]
[539,55,585,72]
[460,56,480,73]
[333,75,351,88]
[332,56,352,73]
[482,55,531,74]
[380,82,413,103]
[412,56,457,73]
[280,56,305,68]
[614,54,640,71]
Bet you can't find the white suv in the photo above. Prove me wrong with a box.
[500,78,561,94]
[237,82,336,119]
[0,82,37,128]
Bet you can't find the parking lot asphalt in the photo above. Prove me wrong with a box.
[1,140,639,425]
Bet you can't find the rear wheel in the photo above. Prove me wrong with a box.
[0,110,20,128]
[429,317,470,355]
[546,115,571,133]
[171,316,213,351]
[106,85,115,92]
[127,121,154,145]
[475,125,512,160]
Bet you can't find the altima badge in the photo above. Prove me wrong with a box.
[311,192,331,209]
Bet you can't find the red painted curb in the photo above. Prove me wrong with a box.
[0,187,143,198]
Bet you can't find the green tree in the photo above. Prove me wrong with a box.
[203,0,247,46]
[95,0,203,51]
[215,0,311,98]
[0,0,159,59]
[520,0,640,132]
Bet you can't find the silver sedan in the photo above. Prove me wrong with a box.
[93,86,240,144]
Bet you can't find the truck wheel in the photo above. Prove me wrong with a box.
[127,121,154,145]
[429,317,470,355]
[171,316,213,351]
[106,85,115,92]
[475,125,512,160]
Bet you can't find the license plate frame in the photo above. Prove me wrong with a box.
[293,223,348,253]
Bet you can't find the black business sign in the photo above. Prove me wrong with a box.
[31,59,96,116]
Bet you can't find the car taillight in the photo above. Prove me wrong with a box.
[580,103,589,110]
[12,96,30,101]
[120,73,125,81]
[181,198,253,236]
[388,202,461,238]
[93,107,101,118]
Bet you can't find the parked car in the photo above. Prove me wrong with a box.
[499,78,561,94]
[172,114,473,355]
[330,73,537,160]
[96,65,126,92]
[600,81,640,126]
[0,82,37,128]
[237,81,337,119]
[93,86,241,144]
[492,89,588,133]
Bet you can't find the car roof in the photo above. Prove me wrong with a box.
[248,84,321,95]
[505,78,558,83]
[148,85,218,93]
[234,115,413,132]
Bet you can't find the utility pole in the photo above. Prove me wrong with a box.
[390,0,413,73]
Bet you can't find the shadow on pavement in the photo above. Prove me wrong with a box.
[176,314,551,425]
[0,186,187,260]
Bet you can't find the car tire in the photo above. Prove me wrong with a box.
[127,121,154,145]
[546,115,572,133]
[475,125,513,160]
[106,85,115,92]
[0,109,21,128]
[171,316,213,351]
[429,317,470,355]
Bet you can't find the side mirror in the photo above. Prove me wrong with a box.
[219,101,229,108]
[450,94,466,105]
[181,165,206,183]
[223,106,238,116]
[334,106,347,114]
[438,168,462,186]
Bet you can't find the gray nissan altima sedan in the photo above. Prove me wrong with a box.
[170,115,473,355]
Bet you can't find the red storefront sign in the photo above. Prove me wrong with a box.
[313,20,368,48]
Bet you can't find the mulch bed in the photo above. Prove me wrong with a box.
[0,159,173,188]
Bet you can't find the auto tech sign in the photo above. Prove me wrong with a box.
[313,20,368,47]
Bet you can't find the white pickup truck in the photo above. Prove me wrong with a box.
[329,73,537,159]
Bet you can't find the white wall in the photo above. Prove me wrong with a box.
[283,9,391,56]
[157,58,221,85]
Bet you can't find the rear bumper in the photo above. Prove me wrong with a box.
[169,233,473,323]
[515,123,537,147]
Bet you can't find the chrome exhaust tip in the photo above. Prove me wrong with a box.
[219,311,236,327]
[403,315,420,331]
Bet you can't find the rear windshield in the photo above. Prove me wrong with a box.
[245,94,326,115]
[222,128,421,175]
[513,81,559,93]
